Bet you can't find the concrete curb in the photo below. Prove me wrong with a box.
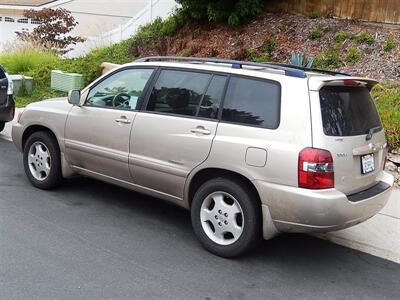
[316,188,400,264]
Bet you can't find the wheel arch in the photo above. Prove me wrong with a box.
[22,124,74,179]
[22,125,60,151]
[185,167,261,209]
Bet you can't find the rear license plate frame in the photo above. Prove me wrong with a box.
[361,153,375,175]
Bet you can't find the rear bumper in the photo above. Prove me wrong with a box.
[0,95,15,122]
[255,171,394,235]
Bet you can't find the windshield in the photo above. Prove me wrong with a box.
[319,86,382,137]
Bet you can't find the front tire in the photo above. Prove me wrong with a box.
[191,178,261,258]
[23,131,62,190]
[0,121,5,133]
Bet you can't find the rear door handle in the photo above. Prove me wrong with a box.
[115,116,132,125]
[190,126,211,135]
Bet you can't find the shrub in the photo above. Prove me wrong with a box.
[354,32,375,45]
[245,37,276,62]
[335,32,348,43]
[308,27,324,40]
[372,84,400,150]
[346,46,361,64]
[131,11,186,47]
[176,0,264,27]
[383,36,396,52]
[0,44,57,74]
[16,8,85,54]
[314,46,342,70]
[308,11,319,19]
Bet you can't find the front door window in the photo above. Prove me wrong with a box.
[86,68,154,110]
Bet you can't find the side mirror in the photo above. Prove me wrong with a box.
[68,89,81,106]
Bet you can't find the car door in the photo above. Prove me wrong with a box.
[65,67,155,181]
[130,69,227,198]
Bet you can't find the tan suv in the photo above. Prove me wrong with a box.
[12,57,394,257]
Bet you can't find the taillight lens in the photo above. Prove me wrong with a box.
[298,147,334,189]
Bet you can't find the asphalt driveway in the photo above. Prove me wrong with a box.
[0,139,399,300]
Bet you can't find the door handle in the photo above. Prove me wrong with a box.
[115,116,132,125]
[190,126,211,135]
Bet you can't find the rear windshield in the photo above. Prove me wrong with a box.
[319,86,382,137]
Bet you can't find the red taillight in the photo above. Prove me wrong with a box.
[298,147,334,189]
[343,79,359,86]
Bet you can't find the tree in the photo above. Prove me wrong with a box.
[176,0,265,26]
[16,8,85,54]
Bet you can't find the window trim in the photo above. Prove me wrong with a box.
[83,66,157,112]
[140,67,231,120]
[219,75,282,130]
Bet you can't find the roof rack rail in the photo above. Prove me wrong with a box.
[265,62,351,77]
[135,56,351,78]
[135,56,307,78]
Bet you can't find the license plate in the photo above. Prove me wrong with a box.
[361,154,375,174]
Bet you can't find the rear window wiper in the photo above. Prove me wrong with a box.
[366,126,382,141]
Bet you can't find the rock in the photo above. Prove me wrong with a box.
[386,161,398,173]
[388,153,400,165]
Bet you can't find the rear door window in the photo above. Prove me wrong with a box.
[147,70,211,117]
[221,76,281,129]
[198,75,227,119]
[319,86,382,136]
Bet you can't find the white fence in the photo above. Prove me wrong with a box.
[66,0,177,58]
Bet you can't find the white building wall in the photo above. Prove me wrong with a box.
[66,0,177,58]
[0,16,38,52]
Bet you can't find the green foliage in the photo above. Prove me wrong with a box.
[260,37,277,56]
[180,48,194,57]
[308,27,324,40]
[335,32,349,43]
[245,37,277,62]
[289,53,314,68]
[308,11,319,19]
[314,46,343,70]
[132,13,185,45]
[354,32,375,45]
[176,0,264,27]
[383,36,396,52]
[346,46,361,64]
[245,48,262,62]
[372,84,400,150]
[0,45,57,74]
[14,86,65,108]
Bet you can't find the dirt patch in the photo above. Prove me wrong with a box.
[133,12,400,82]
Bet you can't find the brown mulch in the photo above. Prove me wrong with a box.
[133,12,400,82]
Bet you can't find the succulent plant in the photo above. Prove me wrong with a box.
[289,53,315,69]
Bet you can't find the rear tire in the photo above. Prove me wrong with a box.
[23,131,62,190]
[191,177,261,258]
[0,122,5,133]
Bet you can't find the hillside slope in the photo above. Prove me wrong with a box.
[131,12,400,81]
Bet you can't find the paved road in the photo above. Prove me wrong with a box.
[0,139,399,300]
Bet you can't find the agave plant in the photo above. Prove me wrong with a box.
[289,53,315,68]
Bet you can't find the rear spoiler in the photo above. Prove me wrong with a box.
[308,76,379,91]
